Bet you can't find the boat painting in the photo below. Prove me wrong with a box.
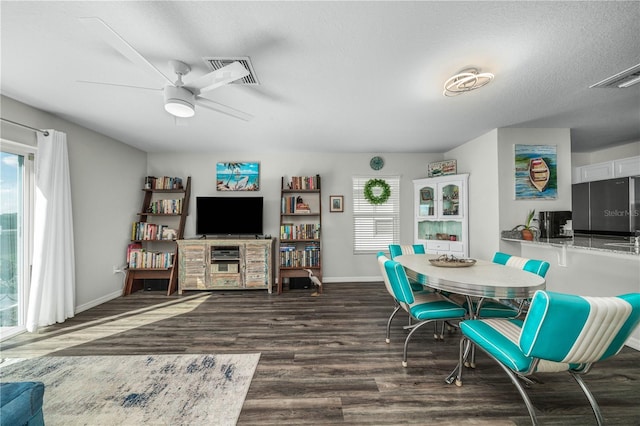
[514,144,557,199]
[529,157,550,192]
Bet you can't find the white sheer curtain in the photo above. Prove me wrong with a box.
[26,130,75,332]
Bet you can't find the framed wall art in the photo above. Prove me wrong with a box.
[514,144,557,199]
[216,162,260,191]
[427,159,457,177]
[329,195,344,212]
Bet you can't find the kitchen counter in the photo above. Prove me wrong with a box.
[500,233,639,351]
[501,234,640,256]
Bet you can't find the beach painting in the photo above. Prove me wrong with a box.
[514,144,557,199]
[216,162,260,191]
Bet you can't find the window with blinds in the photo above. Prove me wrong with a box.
[352,176,400,254]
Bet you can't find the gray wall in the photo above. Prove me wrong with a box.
[571,140,640,167]
[1,95,147,311]
[146,151,442,282]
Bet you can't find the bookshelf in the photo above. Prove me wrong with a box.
[278,175,322,294]
[123,176,191,296]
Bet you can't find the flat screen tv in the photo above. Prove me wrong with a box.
[196,196,263,236]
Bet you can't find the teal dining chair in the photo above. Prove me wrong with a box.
[386,244,446,342]
[390,244,459,340]
[388,244,426,291]
[462,252,551,368]
[470,252,550,319]
[454,290,640,425]
[377,253,467,367]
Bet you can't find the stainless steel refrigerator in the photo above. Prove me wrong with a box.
[572,176,639,236]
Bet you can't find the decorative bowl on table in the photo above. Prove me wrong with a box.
[429,255,476,268]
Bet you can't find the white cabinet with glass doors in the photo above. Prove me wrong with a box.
[413,174,469,258]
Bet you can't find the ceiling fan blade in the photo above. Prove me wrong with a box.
[189,62,250,94]
[79,17,174,86]
[195,97,253,121]
[77,80,163,91]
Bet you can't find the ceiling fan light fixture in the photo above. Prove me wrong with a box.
[443,68,494,97]
[165,99,195,118]
[164,86,195,118]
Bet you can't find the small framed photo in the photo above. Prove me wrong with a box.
[329,195,344,212]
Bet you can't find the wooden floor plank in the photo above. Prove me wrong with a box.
[2,283,639,425]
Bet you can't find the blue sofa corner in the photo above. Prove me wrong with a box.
[0,381,45,426]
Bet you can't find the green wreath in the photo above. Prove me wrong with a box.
[364,178,391,205]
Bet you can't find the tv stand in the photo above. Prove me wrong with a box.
[177,238,275,293]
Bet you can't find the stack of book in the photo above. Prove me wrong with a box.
[280,223,320,240]
[127,248,174,269]
[287,175,320,190]
[279,242,320,267]
[146,199,182,214]
[131,222,171,241]
[144,176,183,190]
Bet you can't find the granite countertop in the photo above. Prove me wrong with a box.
[502,234,640,256]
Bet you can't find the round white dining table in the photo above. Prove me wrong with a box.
[394,254,546,299]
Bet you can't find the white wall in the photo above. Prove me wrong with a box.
[1,95,147,311]
[571,140,640,167]
[146,151,441,282]
[446,129,500,261]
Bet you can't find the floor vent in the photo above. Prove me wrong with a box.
[203,56,259,85]
[590,63,640,88]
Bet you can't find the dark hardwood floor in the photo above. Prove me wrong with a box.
[2,282,639,425]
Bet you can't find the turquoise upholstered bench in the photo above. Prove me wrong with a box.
[0,381,45,426]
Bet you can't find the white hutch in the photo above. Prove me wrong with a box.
[413,174,469,257]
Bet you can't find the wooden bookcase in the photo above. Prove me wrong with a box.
[278,175,322,294]
[123,176,191,296]
[176,238,275,294]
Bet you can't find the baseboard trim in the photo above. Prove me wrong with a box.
[323,276,381,283]
[75,290,122,314]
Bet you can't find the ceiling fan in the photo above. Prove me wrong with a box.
[79,17,252,121]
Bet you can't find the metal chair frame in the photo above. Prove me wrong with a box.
[378,252,466,367]
[448,290,640,426]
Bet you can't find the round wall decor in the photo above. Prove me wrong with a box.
[364,178,391,205]
[369,156,384,170]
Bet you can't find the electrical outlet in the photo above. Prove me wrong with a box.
[113,265,127,274]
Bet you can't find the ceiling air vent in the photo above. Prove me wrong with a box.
[590,63,640,88]
[203,56,259,85]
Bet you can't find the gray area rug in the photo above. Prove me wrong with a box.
[0,353,260,425]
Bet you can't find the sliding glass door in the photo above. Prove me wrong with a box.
[0,141,34,339]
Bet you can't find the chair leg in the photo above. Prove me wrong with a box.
[465,344,477,368]
[473,344,540,425]
[570,372,604,426]
[446,336,473,385]
[434,321,441,339]
[386,305,402,344]
[402,320,433,367]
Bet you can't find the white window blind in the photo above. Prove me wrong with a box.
[352,176,400,254]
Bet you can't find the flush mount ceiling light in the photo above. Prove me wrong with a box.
[164,85,195,118]
[443,68,494,97]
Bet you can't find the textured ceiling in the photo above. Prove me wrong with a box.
[1,1,639,153]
